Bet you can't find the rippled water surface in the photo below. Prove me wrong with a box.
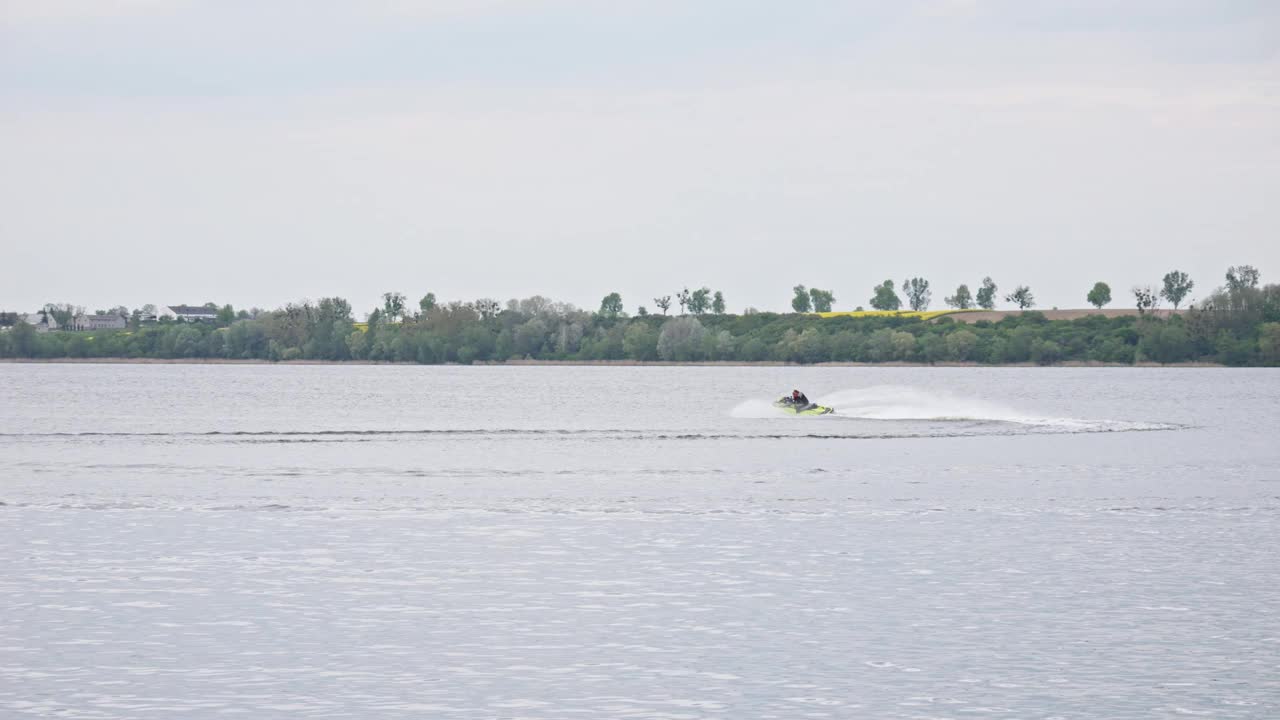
[2,364,1278,718]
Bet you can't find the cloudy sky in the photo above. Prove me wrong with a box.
[2,1,1277,315]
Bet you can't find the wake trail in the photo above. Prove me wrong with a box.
[817,386,1027,423]
[733,385,1177,433]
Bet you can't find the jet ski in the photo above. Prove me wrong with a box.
[773,397,835,416]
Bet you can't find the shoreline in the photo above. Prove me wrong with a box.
[0,357,1227,368]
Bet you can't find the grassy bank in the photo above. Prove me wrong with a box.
[0,350,1232,369]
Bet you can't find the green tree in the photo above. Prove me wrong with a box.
[705,329,735,360]
[653,296,672,315]
[473,298,501,319]
[1006,285,1035,310]
[1087,282,1112,309]
[1133,285,1159,314]
[555,322,584,355]
[623,322,659,360]
[791,285,813,313]
[1030,339,1063,365]
[711,291,726,315]
[808,288,835,312]
[1140,322,1193,364]
[598,292,624,318]
[785,328,827,364]
[739,337,767,361]
[382,292,406,322]
[657,317,706,361]
[688,287,711,315]
[1263,284,1280,322]
[920,333,947,364]
[828,331,860,361]
[1259,322,1280,365]
[864,328,894,361]
[43,303,80,328]
[173,326,203,358]
[890,331,917,360]
[945,329,979,361]
[9,320,36,357]
[227,320,267,358]
[65,333,89,358]
[1225,265,1260,291]
[1160,270,1194,309]
[945,284,973,309]
[636,306,649,317]
[419,293,437,314]
[216,304,236,325]
[513,318,549,356]
[1216,329,1255,365]
[902,277,931,311]
[975,277,998,310]
[870,280,901,311]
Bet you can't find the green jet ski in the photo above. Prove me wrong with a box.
[774,397,835,416]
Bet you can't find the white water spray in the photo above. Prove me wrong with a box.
[815,386,1027,422]
[731,385,1174,433]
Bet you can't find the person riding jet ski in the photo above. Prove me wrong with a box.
[773,389,834,415]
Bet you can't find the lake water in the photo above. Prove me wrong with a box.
[2,364,1278,719]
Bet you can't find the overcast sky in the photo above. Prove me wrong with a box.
[2,1,1277,315]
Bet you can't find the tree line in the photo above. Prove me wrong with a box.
[2,266,1277,366]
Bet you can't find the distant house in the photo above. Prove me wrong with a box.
[70,313,128,331]
[21,312,59,333]
[165,305,219,322]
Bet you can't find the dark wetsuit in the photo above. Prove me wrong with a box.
[792,393,811,409]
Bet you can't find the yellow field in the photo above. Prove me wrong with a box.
[816,309,981,320]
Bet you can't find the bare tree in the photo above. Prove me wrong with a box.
[1133,285,1160,315]
[1005,286,1035,310]
[677,288,691,315]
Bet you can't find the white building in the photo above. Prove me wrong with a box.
[69,313,128,331]
[21,312,59,332]
[165,305,219,322]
